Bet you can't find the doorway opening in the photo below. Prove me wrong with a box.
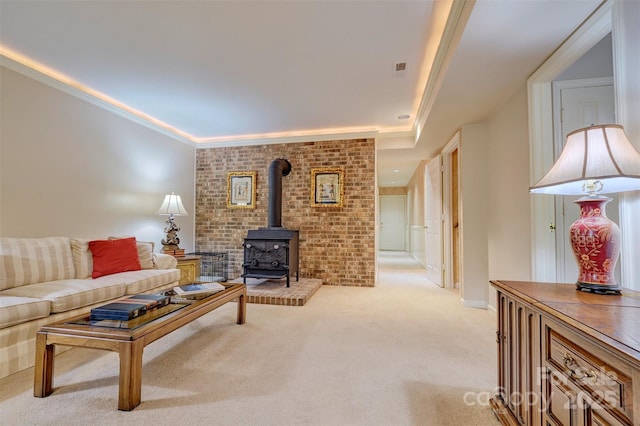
[442,132,461,291]
[451,148,460,289]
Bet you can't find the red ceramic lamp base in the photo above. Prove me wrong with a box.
[570,196,621,295]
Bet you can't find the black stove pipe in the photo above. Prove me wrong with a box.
[267,158,292,228]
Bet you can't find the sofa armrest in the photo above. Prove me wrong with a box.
[154,253,177,269]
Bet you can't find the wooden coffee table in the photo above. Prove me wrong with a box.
[34,283,246,411]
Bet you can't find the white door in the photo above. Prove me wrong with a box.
[379,195,406,251]
[425,156,443,286]
[554,79,618,283]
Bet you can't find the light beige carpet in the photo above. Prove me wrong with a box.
[0,252,499,425]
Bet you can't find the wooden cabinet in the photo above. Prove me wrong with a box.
[175,255,200,285]
[494,291,541,425]
[490,281,640,426]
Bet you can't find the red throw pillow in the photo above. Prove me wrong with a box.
[88,237,142,278]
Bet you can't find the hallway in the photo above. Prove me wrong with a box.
[377,250,450,289]
[375,249,499,424]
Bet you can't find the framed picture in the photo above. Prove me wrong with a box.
[227,171,256,209]
[310,167,344,208]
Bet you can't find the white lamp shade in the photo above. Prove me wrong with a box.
[530,124,640,195]
[156,192,188,216]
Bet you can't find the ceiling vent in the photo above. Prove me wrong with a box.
[394,62,407,75]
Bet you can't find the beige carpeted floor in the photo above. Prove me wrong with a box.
[0,251,500,425]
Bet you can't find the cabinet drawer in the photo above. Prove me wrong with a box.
[547,372,576,426]
[544,320,634,424]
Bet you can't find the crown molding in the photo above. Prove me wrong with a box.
[413,0,476,144]
[0,52,196,146]
[1,49,412,149]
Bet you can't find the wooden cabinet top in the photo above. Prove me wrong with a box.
[175,255,200,262]
[491,280,640,366]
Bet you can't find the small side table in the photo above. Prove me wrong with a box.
[175,255,200,285]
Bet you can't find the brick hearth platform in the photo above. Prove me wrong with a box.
[229,277,322,306]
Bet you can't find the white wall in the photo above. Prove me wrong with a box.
[459,124,489,308]
[0,66,196,251]
[402,94,532,309]
[486,84,532,308]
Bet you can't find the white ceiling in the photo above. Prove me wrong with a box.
[0,0,603,187]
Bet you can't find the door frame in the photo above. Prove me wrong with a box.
[379,194,407,251]
[551,77,616,283]
[441,132,460,289]
[529,1,624,283]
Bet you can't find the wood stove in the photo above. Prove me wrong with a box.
[242,159,299,287]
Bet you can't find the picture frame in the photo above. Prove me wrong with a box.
[227,171,256,209]
[310,167,344,208]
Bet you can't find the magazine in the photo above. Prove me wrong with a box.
[173,282,226,298]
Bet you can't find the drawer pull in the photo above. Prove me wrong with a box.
[563,353,598,383]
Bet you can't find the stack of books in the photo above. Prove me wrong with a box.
[163,248,185,257]
[90,294,170,321]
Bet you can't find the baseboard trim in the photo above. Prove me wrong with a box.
[461,298,487,309]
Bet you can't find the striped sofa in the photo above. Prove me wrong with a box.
[0,237,181,379]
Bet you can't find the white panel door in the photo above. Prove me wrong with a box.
[555,80,617,283]
[425,156,443,286]
[379,195,406,251]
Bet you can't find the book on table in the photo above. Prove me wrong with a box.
[173,282,225,298]
[126,294,171,310]
[87,303,177,328]
[90,294,171,321]
[91,302,147,321]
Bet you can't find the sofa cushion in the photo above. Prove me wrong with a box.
[135,241,155,269]
[72,238,156,279]
[0,237,75,290]
[118,269,181,294]
[0,296,51,329]
[108,237,156,269]
[89,237,142,278]
[70,238,93,279]
[1,279,126,313]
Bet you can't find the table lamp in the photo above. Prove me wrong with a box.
[156,192,188,254]
[530,124,640,294]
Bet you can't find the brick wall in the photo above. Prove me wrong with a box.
[195,138,376,286]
